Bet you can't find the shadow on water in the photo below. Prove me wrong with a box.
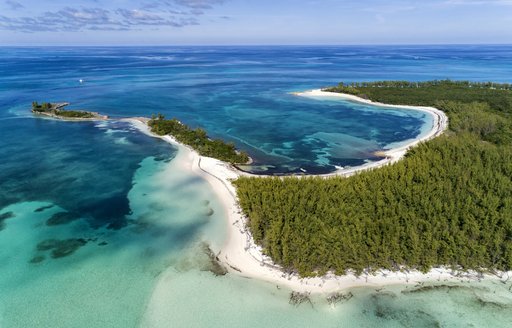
[0,118,176,229]
[0,118,220,279]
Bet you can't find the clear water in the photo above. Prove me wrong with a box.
[1,45,512,327]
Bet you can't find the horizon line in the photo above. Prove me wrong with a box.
[1,43,512,48]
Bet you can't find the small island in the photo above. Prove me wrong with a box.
[32,101,108,120]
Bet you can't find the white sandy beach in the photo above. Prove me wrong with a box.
[124,92,510,295]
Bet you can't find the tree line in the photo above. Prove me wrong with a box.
[324,80,512,114]
[148,114,249,164]
[328,80,512,90]
[31,101,95,118]
[32,101,53,112]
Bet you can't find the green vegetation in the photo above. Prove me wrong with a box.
[234,81,512,276]
[32,101,53,111]
[53,110,95,118]
[148,114,249,164]
[32,101,96,119]
[325,80,512,114]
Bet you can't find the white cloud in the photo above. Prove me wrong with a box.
[0,0,225,32]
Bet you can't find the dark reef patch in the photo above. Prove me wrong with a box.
[402,284,476,295]
[29,255,46,264]
[153,153,171,162]
[371,292,441,327]
[37,239,61,251]
[0,212,15,220]
[130,216,152,234]
[46,211,80,226]
[34,205,55,212]
[0,211,15,230]
[36,238,88,259]
[77,194,131,230]
[51,239,88,258]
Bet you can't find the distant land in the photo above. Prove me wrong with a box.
[31,101,108,120]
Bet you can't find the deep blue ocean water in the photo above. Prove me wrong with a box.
[1,45,512,327]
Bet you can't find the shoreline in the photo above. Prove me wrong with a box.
[123,93,509,294]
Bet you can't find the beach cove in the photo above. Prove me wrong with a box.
[121,91,510,297]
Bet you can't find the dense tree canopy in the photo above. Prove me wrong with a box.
[325,80,512,114]
[53,110,95,118]
[148,114,249,164]
[234,81,512,277]
[31,101,95,118]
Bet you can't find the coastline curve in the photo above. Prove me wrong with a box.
[123,92,511,295]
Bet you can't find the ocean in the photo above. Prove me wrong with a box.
[0,45,511,327]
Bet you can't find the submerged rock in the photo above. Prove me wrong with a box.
[36,238,88,258]
[0,211,15,231]
[203,208,215,217]
[371,291,441,327]
[0,211,15,220]
[34,205,55,212]
[37,239,60,251]
[51,239,87,258]
[46,212,80,226]
[29,255,46,264]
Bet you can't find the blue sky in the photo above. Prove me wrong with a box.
[0,0,511,45]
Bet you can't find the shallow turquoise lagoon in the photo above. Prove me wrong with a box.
[1,46,512,327]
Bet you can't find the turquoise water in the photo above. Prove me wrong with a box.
[144,275,512,328]
[1,46,512,327]
[0,119,227,326]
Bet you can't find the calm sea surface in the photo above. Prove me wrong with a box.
[0,46,511,327]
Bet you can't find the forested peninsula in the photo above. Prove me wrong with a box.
[148,114,250,164]
[234,80,512,277]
